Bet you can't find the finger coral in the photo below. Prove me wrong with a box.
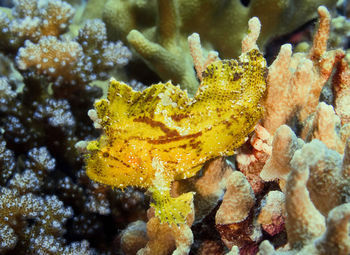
[85,47,267,224]
[263,6,346,133]
[258,137,350,254]
[102,0,337,93]
[215,171,259,251]
[0,1,145,254]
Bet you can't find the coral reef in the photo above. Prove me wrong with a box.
[85,44,267,224]
[17,19,131,86]
[0,0,74,51]
[102,0,337,93]
[0,0,145,254]
[258,134,350,254]
[0,0,349,254]
[263,6,345,133]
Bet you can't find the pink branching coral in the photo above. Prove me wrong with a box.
[333,56,350,125]
[215,171,260,252]
[240,5,350,192]
[236,124,272,193]
[257,121,350,253]
[259,138,350,254]
[260,125,304,187]
[257,191,285,237]
[301,102,350,154]
[263,6,346,133]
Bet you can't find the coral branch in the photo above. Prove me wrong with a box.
[263,6,345,133]
[316,203,350,254]
[242,17,261,53]
[286,146,326,248]
[309,6,331,61]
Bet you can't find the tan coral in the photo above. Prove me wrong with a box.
[236,124,272,193]
[103,0,337,92]
[285,147,326,249]
[0,0,74,50]
[333,57,350,125]
[17,36,83,81]
[257,191,285,236]
[296,139,349,216]
[120,221,148,255]
[16,19,131,86]
[263,6,345,133]
[236,18,272,193]
[171,157,233,222]
[258,138,350,254]
[314,203,350,255]
[241,17,261,54]
[215,171,261,251]
[137,209,194,255]
[301,102,350,154]
[215,171,255,225]
[260,125,304,189]
[259,199,350,255]
[262,126,350,216]
[187,33,219,82]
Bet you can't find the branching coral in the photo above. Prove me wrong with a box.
[263,6,346,133]
[257,191,286,237]
[333,55,350,125]
[258,138,350,254]
[0,145,94,254]
[254,102,350,253]
[0,138,15,186]
[261,122,350,215]
[102,0,337,93]
[301,102,350,153]
[0,0,74,51]
[136,209,194,255]
[0,0,132,90]
[171,157,233,223]
[16,19,131,86]
[215,171,260,251]
[0,3,139,254]
[260,125,305,186]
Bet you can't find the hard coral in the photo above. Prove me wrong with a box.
[137,214,194,255]
[259,141,350,254]
[17,19,131,86]
[263,6,345,133]
[215,171,260,251]
[301,102,350,153]
[0,145,93,254]
[333,55,350,125]
[0,1,142,254]
[257,120,350,254]
[257,191,285,237]
[103,0,337,93]
[0,0,74,51]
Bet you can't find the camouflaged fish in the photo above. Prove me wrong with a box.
[85,49,267,224]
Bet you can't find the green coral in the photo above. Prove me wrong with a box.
[101,0,337,94]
